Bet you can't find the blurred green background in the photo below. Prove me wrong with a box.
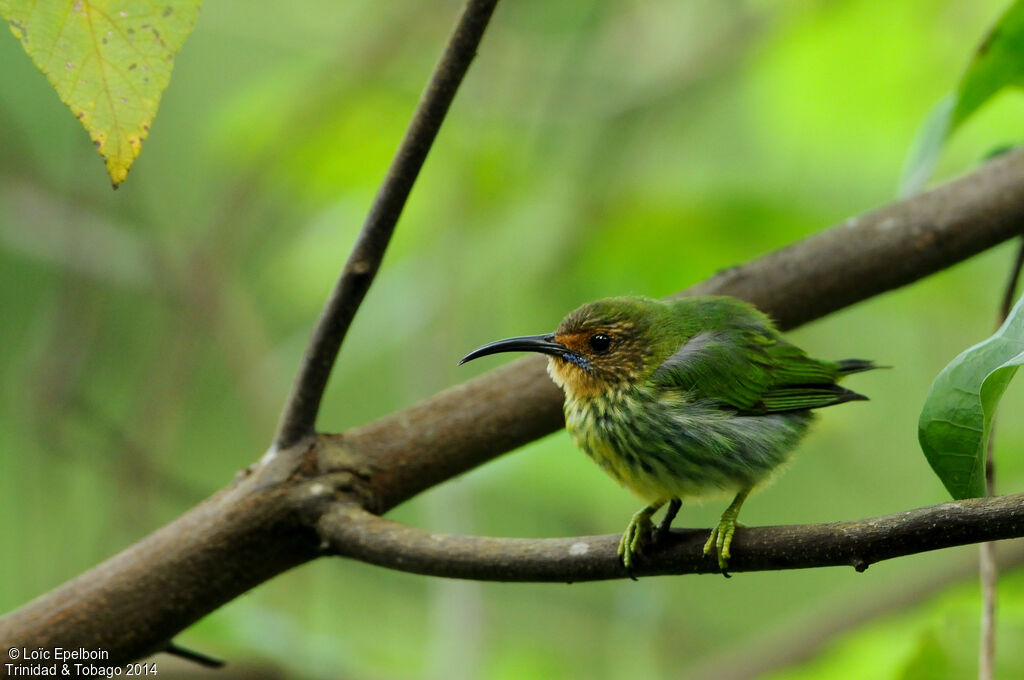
[3,0,1024,678]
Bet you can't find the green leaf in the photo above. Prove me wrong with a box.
[900,0,1024,194]
[918,293,1024,499]
[950,0,1024,130]
[0,0,202,187]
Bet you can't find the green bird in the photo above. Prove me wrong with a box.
[459,295,878,572]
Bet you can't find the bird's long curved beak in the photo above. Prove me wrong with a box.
[458,333,567,365]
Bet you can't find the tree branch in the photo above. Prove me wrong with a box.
[318,494,1024,581]
[8,116,1024,677]
[0,449,323,669]
[272,0,500,449]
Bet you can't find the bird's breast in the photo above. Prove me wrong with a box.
[563,388,812,502]
[563,388,674,499]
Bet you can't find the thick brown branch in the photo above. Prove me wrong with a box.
[272,0,500,448]
[344,148,1024,513]
[0,446,323,668]
[320,494,1024,581]
[683,151,1024,329]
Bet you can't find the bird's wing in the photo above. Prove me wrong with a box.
[651,329,859,414]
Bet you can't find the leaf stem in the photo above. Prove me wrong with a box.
[979,234,1024,680]
[998,236,1024,321]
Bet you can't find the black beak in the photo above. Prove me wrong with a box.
[458,333,569,365]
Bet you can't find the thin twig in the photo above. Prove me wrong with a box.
[318,494,1024,581]
[163,641,225,669]
[979,539,997,680]
[979,235,1024,680]
[998,237,1024,320]
[272,0,501,449]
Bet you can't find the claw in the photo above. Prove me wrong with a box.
[702,489,750,572]
[617,512,652,571]
[617,500,665,575]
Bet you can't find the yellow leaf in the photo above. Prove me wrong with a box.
[0,0,201,186]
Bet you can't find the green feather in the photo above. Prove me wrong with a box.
[649,297,874,415]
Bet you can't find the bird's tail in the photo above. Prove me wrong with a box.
[836,358,883,375]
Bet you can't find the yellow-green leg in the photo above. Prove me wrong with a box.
[703,488,750,571]
[618,499,666,572]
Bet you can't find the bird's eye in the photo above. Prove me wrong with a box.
[588,333,612,353]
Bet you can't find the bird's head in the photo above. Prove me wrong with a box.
[459,297,669,399]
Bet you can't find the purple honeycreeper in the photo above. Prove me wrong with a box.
[460,296,878,572]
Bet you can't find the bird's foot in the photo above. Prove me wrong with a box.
[703,489,750,573]
[618,504,661,575]
[702,519,747,572]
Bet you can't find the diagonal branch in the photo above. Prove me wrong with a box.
[272,0,500,449]
[319,494,1024,581]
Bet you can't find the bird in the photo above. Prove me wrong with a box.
[459,295,878,573]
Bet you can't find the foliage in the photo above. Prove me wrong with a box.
[919,294,1024,499]
[0,0,200,186]
[902,0,1024,194]
[910,0,1024,502]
